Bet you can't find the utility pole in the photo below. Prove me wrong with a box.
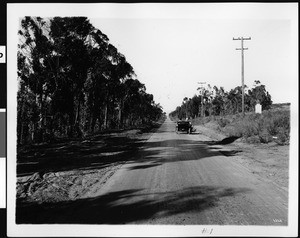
[197,82,206,117]
[183,97,188,119]
[233,37,251,116]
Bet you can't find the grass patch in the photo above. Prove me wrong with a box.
[191,107,290,145]
[228,110,290,145]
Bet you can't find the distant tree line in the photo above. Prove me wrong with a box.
[17,17,163,145]
[169,81,272,119]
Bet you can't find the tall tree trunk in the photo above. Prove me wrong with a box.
[20,122,24,145]
[104,103,108,130]
[38,93,44,142]
[75,100,80,125]
[74,99,82,137]
[118,99,124,129]
[90,116,95,133]
[104,92,110,130]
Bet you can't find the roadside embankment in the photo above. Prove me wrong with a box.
[192,116,289,191]
[16,121,163,205]
[191,108,290,146]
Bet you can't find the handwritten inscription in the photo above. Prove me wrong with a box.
[201,228,213,234]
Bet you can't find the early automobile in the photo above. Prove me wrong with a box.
[176,120,193,134]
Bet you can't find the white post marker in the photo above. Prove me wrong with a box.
[255,102,262,114]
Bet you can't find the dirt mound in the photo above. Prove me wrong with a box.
[16,127,157,204]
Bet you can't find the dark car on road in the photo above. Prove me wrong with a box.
[176,120,193,134]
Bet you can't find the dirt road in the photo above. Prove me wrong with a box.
[16,117,288,225]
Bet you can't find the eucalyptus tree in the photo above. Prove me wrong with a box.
[188,95,201,118]
[248,81,272,110]
[226,87,242,114]
[183,97,189,118]
[211,86,225,116]
[84,29,112,132]
[113,55,135,129]
[18,17,53,142]
[49,17,94,137]
[17,16,164,144]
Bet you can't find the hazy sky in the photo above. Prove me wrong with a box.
[87,5,297,113]
[8,3,298,113]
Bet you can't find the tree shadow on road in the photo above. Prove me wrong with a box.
[127,139,241,170]
[16,118,244,182]
[17,132,241,176]
[16,185,251,224]
[17,134,147,176]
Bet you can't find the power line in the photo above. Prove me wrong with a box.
[233,37,251,116]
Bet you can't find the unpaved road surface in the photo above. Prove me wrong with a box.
[16,117,288,225]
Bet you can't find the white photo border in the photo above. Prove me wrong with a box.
[7,3,298,237]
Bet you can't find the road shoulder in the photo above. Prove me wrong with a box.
[194,124,289,191]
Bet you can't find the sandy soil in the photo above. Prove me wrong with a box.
[193,124,289,191]
[16,128,156,204]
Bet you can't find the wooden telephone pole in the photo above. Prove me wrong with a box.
[233,37,251,116]
[197,82,206,117]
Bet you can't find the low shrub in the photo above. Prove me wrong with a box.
[195,108,290,145]
[217,117,231,128]
[217,110,290,144]
[246,135,261,144]
[248,113,262,121]
[258,129,273,143]
[240,119,259,138]
[264,110,290,136]
[276,127,290,145]
[230,131,243,138]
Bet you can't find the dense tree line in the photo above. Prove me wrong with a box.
[170,81,272,119]
[17,17,163,145]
